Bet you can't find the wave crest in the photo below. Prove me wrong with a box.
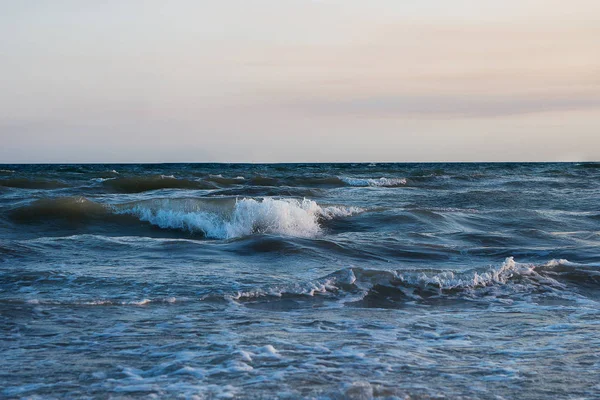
[117,197,362,239]
[228,258,599,308]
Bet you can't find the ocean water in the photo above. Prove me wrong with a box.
[1,162,599,399]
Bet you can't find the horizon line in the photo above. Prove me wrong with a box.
[0,161,597,166]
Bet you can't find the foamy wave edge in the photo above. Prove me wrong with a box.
[225,257,595,303]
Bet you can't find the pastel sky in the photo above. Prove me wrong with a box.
[1,0,599,162]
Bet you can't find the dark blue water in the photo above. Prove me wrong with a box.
[1,163,599,399]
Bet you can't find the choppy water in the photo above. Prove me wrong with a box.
[1,163,599,399]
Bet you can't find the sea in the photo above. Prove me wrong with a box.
[1,162,599,399]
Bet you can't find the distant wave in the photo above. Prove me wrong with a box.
[103,175,216,193]
[92,177,117,183]
[211,186,323,198]
[576,162,600,169]
[0,178,68,189]
[204,174,246,186]
[9,197,117,222]
[9,196,362,239]
[206,175,407,188]
[339,176,407,187]
[247,176,407,188]
[1,173,408,191]
[248,176,280,186]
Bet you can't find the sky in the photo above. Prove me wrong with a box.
[1,0,599,163]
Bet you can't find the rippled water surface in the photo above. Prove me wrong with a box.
[1,163,599,399]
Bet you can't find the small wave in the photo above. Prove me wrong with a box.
[249,176,280,186]
[92,177,117,182]
[104,175,215,193]
[285,176,348,187]
[226,258,599,307]
[0,178,68,189]
[211,186,322,198]
[204,174,246,186]
[117,197,362,239]
[55,166,87,173]
[9,197,111,223]
[576,162,600,169]
[339,176,407,187]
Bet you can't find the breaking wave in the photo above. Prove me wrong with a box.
[9,197,362,239]
[5,258,598,309]
[226,258,600,306]
[117,197,362,239]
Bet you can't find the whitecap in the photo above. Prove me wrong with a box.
[340,176,406,187]
[117,197,362,239]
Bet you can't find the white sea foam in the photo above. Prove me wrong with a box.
[230,277,341,300]
[398,257,535,289]
[543,258,577,267]
[376,257,569,293]
[340,176,406,187]
[119,198,361,239]
[126,299,151,306]
[227,258,567,304]
[92,177,117,182]
[209,174,245,180]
